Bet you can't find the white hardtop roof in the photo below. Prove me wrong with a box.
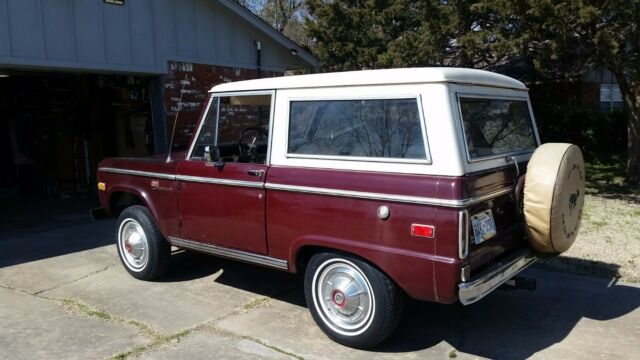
[210,67,527,93]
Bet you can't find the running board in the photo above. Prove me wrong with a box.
[168,237,288,271]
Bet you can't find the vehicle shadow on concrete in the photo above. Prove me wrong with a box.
[534,256,625,281]
[161,250,302,296]
[376,268,639,358]
[174,254,639,359]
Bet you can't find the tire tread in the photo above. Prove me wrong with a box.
[304,252,403,349]
[117,205,170,280]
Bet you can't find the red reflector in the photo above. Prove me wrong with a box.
[411,224,435,238]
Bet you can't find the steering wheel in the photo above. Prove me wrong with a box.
[238,127,269,162]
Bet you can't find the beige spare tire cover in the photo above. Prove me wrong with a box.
[524,143,585,253]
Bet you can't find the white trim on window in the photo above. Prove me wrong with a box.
[186,90,275,161]
[448,86,540,174]
[270,84,464,176]
[186,94,214,160]
[283,95,432,165]
[455,93,539,163]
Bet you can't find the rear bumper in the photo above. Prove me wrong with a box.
[458,247,537,305]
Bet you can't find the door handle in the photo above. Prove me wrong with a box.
[247,169,265,177]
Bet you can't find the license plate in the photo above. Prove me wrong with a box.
[471,209,497,244]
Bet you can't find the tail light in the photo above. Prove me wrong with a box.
[458,210,469,259]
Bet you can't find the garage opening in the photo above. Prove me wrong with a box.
[0,71,156,230]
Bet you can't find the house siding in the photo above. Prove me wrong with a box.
[0,0,310,74]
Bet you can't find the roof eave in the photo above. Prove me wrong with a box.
[216,0,318,70]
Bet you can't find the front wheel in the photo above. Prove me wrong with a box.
[304,252,403,349]
[116,205,170,280]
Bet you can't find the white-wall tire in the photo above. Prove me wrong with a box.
[304,252,403,348]
[116,205,170,280]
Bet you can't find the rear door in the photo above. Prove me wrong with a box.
[451,86,541,272]
[177,92,273,254]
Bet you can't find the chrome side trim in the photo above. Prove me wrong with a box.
[98,167,176,180]
[168,237,288,270]
[99,167,264,188]
[458,248,537,305]
[458,210,469,259]
[176,175,264,188]
[462,186,514,205]
[265,183,513,208]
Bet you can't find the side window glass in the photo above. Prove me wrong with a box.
[191,97,218,159]
[191,94,271,164]
[288,99,427,160]
[458,97,536,159]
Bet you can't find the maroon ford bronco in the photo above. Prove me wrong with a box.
[93,68,585,348]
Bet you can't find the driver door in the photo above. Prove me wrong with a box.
[177,92,272,254]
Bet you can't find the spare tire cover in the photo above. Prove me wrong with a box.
[524,143,585,253]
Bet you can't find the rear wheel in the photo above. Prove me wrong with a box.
[304,252,403,349]
[116,205,170,280]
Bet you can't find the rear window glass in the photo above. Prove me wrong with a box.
[459,97,537,160]
[288,99,427,160]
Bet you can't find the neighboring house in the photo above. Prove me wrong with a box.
[0,0,317,196]
[490,56,625,114]
[582,67,625,113]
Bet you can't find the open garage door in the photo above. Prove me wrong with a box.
[0,71,156,199]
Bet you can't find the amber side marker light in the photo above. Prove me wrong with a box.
[97,182,106,191]
[411,224,435,238]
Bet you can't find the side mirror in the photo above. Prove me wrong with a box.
[204,145,224,168]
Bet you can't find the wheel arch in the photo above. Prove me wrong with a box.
[289,236,438,302]
[292,242,400,292]
[107,187,159,224]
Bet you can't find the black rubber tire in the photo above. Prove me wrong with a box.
[304,252,403,349]
[116,205,170,280]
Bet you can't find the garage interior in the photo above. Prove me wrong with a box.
[0,71,156,230]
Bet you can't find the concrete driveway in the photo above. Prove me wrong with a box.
[1,217,639,360]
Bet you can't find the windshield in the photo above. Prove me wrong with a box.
[458,97,537,160]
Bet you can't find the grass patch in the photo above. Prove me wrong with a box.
[125,319,164,340]
[584,153,640,199]
[539,155,640,283]
[242,296,270,311]
[248,337,304,360]
[61,299,111,320]
[109,327,194,360]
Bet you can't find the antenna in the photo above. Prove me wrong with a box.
[166,74,190,162]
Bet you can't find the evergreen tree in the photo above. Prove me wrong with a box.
[304,0,640,184]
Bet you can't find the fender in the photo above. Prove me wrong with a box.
[106,185,160,224]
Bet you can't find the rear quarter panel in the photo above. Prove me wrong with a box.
[266,166,464,302]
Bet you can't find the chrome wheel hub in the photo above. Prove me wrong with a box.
[118,219,149,271]
[313,259,375,336]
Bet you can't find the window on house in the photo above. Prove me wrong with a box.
[600,84,624,112]
[287,98,427,161]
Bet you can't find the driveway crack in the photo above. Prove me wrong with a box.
[34,264,113,295]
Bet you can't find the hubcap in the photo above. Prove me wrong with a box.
[118,219,149,271]
[313,259,375,335]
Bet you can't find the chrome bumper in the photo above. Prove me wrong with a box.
[458,248,537,305]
